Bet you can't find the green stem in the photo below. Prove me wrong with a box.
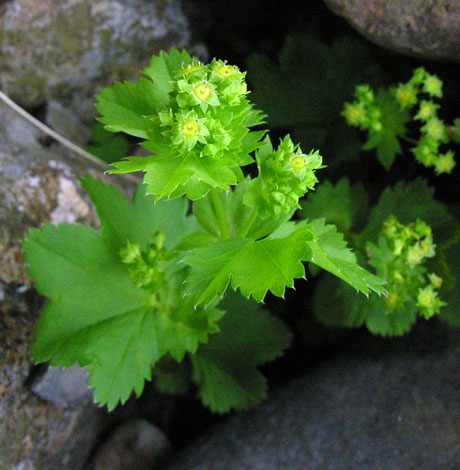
[210,191,230,239]
[399,134,418,146]
[239,208,258,238]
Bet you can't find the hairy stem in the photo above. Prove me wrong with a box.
[210,191,230,239]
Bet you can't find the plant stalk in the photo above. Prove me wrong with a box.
[210,191,230,239]
[239,207,258,238]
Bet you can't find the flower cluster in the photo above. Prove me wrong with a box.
[393,68,455,174]
[156,58,254,160]
[368,216,446,319]
[342,85,382,132]
[246,136,323,217]
[343,68,456,175]
[119,232,167,294]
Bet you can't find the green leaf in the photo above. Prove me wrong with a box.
[362,89,410,169]
[305,219,386,296]
[183,227,313,305]
[95,78,161,139]
[192,291,292,413]
[153,357,191,395]
[110,153,238,200]
[143,49,192,104]
[438,240,460,327]
[85,122,130,164]
[247,34,382,129]
[300,178,369,233]
[22,224,154,408]
[22,185,219,410]
[313,274,416,336]
[80,175,200,252]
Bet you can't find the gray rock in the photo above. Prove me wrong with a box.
[88,419,170,470]
[323,0,460,62]
[0,0,192,115]
[165,327,460,470]
[0,282,100,470]
[0,98,132,286]
[46,100,91,146]
[31,365,93,408]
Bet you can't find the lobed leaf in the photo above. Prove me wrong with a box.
[362,89,410,169]
[95,79,161,139]
[80,175,199,252]
[22,180,219,410]
[183,227,313,305]
[300,178,369,233]
[305,219,386,296]
[192,291,292,413]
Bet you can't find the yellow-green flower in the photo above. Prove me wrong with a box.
[414,100,439,122]
[434,151,456,175]
[394,83,418,109]
[342,102,366,127]
[421,117,447,142]
[428,273,443,289]
[416,285,445,318]
[422,73,443,98]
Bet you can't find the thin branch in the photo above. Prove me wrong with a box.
[0,90,140,184]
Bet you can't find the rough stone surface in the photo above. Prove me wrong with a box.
[0,98,134,469]
[165,324,460,470]
[0,282,100,470]
[323,0,460,62]
[31,365,93,408]
[0,0,192,115]
[0,99,133,286]
[86,419,171,470]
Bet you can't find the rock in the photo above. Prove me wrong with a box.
[0,92,134,469]
[31,365,93,408]
[165,325,460,470]
[323,0,460,62]
[87,419,171,470]
[45,100,92,146]
[0,282,100,470]
[0,0,192,115]
[0,98,133,286]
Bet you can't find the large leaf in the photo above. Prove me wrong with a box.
[22,189,219,410]
[183,227,313,304]
[80,175,199,252]
[192,291,292,413]
[300,178,369,233]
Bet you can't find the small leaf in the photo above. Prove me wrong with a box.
[306,219,386,296]
[95,79,161,139]
[362,89,410,169]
